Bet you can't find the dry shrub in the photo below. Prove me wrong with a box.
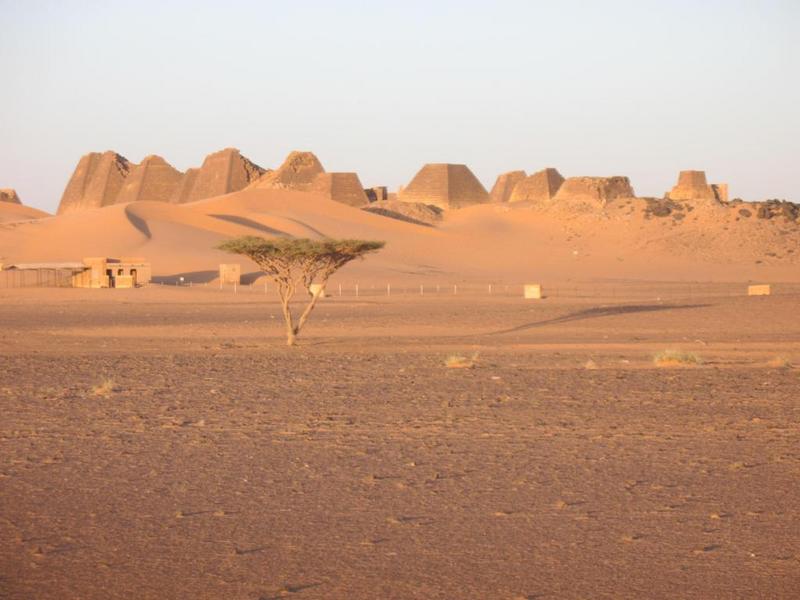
[766,356,792,369]
[653,350,702,367]
[92,377,118,397]
[445,352,479,369]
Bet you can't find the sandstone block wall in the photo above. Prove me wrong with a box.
[508,168,565,204]
[0,189,21,204]
[398,163,489,210]
[489,170,526,203]
[219,263,241,285]
[553,176,635,207]
[711,183,729,203]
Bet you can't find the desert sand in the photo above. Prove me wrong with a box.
[1,285,799,599]
[1,151,800,599]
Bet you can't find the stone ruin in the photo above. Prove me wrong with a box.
[509,168,565,204]
[116,155,183,204]
[362,200,443,227]
[666,170,727,204]
[56,148,265,213]
[57,151,132,214]
[489,170,526,203]
[0,189,21,204]
[253,151,325,191]
[365,186,388,203]
[552,176,635,207]
[308,173,369,207]
[398,163,489,210]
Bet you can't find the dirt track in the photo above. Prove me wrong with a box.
[1,287,799,599]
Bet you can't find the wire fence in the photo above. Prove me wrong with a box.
[145,279,800,301]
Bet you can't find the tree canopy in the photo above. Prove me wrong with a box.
[217,236,385,345]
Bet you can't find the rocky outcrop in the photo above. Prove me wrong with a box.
[253,151,324,191]
[0,189,21,204]
[174,148,266,203]
[398,163,489,210]
[57,151,133,214]
[115,155,183,204]
[363,200,443,227]
[508,168,565,204]
[666,170,723,204]
[552,176,635,208]
[309,172,369,207]
[489,170,526,203]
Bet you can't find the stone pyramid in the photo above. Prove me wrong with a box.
[115,155,183,204]
[173,148,266,203]
[57,151,133,214]
[398,163,489,209]
[508,168,564,204]
[253,151,325,191]
[489,170,526,203]
[0,189,21,204]
[309,172,369,207]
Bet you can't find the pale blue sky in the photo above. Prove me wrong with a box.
[1,0,798,212]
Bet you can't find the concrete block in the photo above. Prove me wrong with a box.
[524,284,543,299]
[748,284,771,296]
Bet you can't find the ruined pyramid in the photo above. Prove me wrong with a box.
[253,151,325,191]
[172,148,266,203]
[57,151,133,214]
[116,155,183,204]
[552,176,635,208]
[309,172,369,207]
[398,164,489,210]
[666,170,727,204]
[0,189,22,204]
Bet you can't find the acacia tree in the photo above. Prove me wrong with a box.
[218,237,385,346]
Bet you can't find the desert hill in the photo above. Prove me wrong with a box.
[2,181,799,283]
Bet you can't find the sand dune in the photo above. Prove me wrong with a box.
[1,187,798,282]
[0,202,51,224]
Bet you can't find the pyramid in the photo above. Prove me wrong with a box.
[173,148,266,203]
[552,176,635,208]
[508,168,565,204]
[115,155,183,204]
[309,172,369,207]
[666,170,720,203]
[169,168,200,204]
[398,164,489,210]
[0,189,21,204]
[57,151,133,214]
[489,170,526,203]
[253,151,325,191]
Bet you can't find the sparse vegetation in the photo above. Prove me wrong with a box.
[218,237,385,346]
[444,352,479,369]
[766,356,792,369]
[91,377,117,397]
[653,350,702,367]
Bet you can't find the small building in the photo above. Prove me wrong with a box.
[219,263,241,285]
[1,257,151,288]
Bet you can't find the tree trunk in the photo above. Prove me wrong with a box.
[279,293,297,346]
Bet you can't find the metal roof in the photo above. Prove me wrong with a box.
[4,262,87,270]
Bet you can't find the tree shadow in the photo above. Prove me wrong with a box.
[485,303,709,336]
